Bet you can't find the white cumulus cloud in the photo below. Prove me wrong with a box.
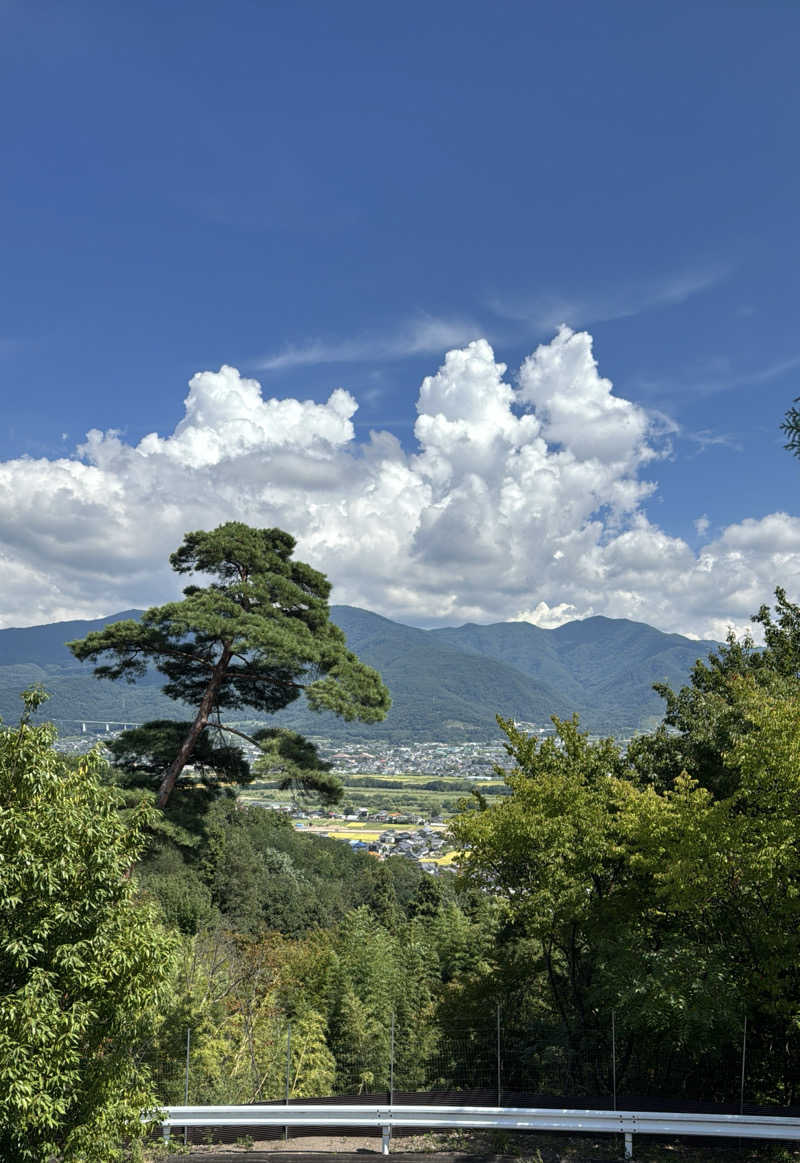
[1,326,799,642]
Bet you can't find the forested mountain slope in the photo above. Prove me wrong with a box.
[429,615,720,735]
[0,605,719,738]
[0,609,180,729]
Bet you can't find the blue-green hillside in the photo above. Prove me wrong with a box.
[0,606,719,739]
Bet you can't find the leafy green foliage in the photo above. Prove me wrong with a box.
[452,717,643,1071]
[136,842,217,935]
[451,682,800,1102]
[199,798,329,936]
[629,587,800,798]
[0,691,175,1162]
[407,875,445,920]
[146,869,495,1104]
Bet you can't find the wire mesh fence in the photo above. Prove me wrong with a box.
[147,1009,800,1116]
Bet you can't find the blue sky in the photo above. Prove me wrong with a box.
[1,0,799,637]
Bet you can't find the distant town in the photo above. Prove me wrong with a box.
[54,722,561,765]
[53,722,637,874]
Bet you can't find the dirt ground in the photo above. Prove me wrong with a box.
[167,1136,388,1154]
[151,1128,800,1162]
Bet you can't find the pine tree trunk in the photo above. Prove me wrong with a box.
[157,646,233,808]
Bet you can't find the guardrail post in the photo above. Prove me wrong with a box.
[382,1124,391,1155]
[624,1132,633,1159]
[162,1122,171,1144]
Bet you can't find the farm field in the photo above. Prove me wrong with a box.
[237,771,504,822]
[296,819,448,839]
[237,772,461,867]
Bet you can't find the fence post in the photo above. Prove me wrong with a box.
[739,1016,747,1115]
[496,1003,502,1108]
[389,1011,395,1106]
[284,1021,292,1141]
[183,1027,191,1146]
[384,1012,394,1154]
[612,1010,617,1112]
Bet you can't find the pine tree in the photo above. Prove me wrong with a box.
[68,523,390,808]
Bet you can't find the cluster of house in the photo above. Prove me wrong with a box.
[320,738,507,777]
[347,825,448,873]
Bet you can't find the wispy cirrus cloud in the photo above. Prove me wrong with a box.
[257,314,485,371]
[638,407,741,459]
[746,352,800,385]
[257,263,731,373]
[685,429,743,455]
[639,351,800,404]
[490,263,731,331]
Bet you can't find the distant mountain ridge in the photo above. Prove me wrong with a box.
[0,606,720,740]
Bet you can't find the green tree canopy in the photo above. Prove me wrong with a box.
[68,523,390,807]
[628,586,800,798]
[451,691,800,1101]
[0,689,175,1162]
[451,716,648,1071]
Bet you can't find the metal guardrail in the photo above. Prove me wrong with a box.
[152,1102,800,1158]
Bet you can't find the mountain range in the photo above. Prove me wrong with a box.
[0,606,720,741]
